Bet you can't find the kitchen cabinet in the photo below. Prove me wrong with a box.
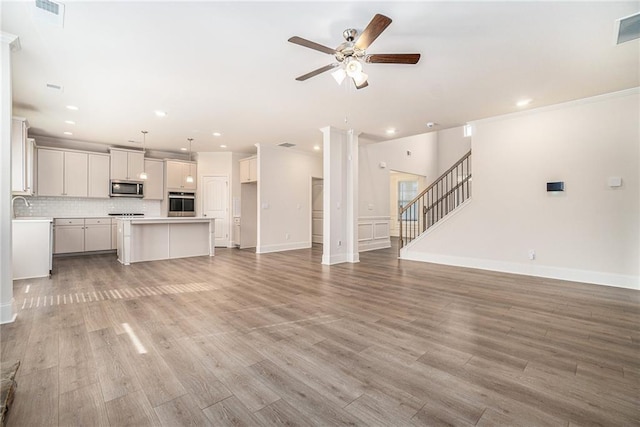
[165,160,197,190]
[54,217,116,254]
[88,154,110,198]
[54,218,85,254]
[110,148,145,181]
[85,218,112,251]
[143,159,164,200]
[36,147,104,198]
[12,117,34,195]
[239,156,257,183]
[36,148,63,196]
[13,218,53,279]
[64,151,89,197]
[37,148,88,197]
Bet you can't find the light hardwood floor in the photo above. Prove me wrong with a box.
[2,242,639,426]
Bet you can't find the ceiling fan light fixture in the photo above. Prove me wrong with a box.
[331,68,347,85]
[345,58,363,77]
[353,71,368,87]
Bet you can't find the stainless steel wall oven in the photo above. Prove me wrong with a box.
[168,192,196,217]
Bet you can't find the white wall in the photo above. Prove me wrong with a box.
[359,132,438,218]
[403,89,640,289]
[257,145,322,253]
[437,126,471,176]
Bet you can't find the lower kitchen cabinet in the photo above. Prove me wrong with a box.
[54,218,85,254]
[85,218,112,251]
[54,217,116,254]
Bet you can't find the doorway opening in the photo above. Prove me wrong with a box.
[311,177,323,245]
[389,171,425,237]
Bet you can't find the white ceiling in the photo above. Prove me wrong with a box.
[2,1,638,155]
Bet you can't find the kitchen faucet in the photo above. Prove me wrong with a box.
[11,196,31,218]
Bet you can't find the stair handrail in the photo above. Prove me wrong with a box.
[399,150,472,250]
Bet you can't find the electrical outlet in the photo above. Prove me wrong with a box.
[285,233,290,240]
[528,249,536,260]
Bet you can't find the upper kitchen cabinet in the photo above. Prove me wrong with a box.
[88,153,110,198]
[11,117,34,195]
[143,159,164,200]
[37,147,88,197]
[239,156,257,183]
[165,160,197,191]
[110,148,145,181]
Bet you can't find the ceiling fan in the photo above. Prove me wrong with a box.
[288,14,420,89]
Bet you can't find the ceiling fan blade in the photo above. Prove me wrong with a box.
[295,64,339,81]
[288,36,336,55]
[366,53,421,64]
[355,78,369,90]
[355,14,392,50]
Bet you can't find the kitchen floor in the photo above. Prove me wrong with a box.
[2,243,639,426]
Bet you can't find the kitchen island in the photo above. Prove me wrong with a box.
[117,217,215,265]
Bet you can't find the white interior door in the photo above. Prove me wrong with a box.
[312,178,323,244]
[202,176,229,247]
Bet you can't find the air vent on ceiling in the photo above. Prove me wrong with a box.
[33,0,65,28]
[46,83,63,91]
[36,0,59,14]
[615,12,640,45]
[278,142,296,148]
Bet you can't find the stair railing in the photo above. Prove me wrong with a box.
[399,150,472,250]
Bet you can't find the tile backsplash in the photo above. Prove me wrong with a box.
[14,196,162,218]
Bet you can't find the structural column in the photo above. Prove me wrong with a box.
[0,32,19,324]
[320,126,359,265]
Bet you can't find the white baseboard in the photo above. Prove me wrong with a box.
[257,241,311,254]
[322,252,359,265]
[400,251,639,290]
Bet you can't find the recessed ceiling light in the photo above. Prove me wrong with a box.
[63,131,73,135]
[220,144,227,148]
[386,128,397,135]
[154,110,167,117]
[66,105,78,111]
[313,145,321,151]
[180,147,187,151]
[516,99,532,107]
[64,120,75,125]
[213,132,222,137]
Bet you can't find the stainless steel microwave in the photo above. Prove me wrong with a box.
[110,180,144,198]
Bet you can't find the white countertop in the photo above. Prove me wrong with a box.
[119,216,213,223]
[12,217,53,223]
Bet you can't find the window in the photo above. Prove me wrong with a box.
[398,180,419,221]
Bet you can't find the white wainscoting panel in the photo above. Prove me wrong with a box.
[358,216,391,252]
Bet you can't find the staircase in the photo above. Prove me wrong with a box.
[399,150,471,250]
